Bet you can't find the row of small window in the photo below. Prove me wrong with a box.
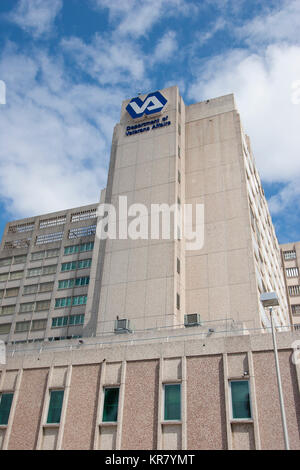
[38,209,97,229]
[0,244,94,270]
[0,379,251,427]
[283,250,297,260]
[35,225,96,245]
[0,314,85,335]
[286,267,299,278]
[0,255,28,267]
[28,258,91,278]
[288,285,300,296]
[55,296,87,308]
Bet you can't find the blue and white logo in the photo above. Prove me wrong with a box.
[126,91,167,119]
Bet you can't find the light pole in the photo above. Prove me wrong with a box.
[260,292,290,450]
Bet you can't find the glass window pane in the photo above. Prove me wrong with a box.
[102,388,119,422]
[231,381,252,419]
[164,384,181,421]
[0,393,14,425]
[47,390,64,424]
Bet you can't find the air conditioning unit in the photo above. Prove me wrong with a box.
[114,318,131,333]
[184,313,201,327]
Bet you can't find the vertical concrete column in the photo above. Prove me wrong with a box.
[181,356,187,450]
[222,353,232,450]
[93,361,106,450]
[56,364,72,450]
[247,351,261,449]
[116,360,126,450]
[0,368,6,390]
[2,368,23,450]
[156,356,163,450]
[36,366,54,450]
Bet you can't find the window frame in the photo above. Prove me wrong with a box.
[102,387,120,424]
[229,379,252,422]
[46,389,65,425]
[0,392,14,426]
[163,383,181,422]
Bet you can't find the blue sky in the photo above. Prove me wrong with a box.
[0,0,300,243]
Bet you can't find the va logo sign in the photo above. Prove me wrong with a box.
[126,91,167,119]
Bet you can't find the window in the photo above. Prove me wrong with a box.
[31,251,45,261]
[0,323,11,334]
[47,390,64,424]
[68,225,96,239]
[0,393,14,425]
[75,276,89,287]
[178,171,181,184]
[164,384,181,421]
[0,305,15,316]
[292,305,300,315]
[42,265,57,276]
[9,271,23,281]
[13,255,27,264]
[77,259,92,269]
[0,273,9,282]
[4,239,31,249]
[71,210,97,223]
[19,302,35,313]
[31,319,47,331]
[176,293,180,310]
[52,316,68,328]
[69,314,84,325]
[64,242,94,255]
[178,146,181,158]
[61,259,91,272]
[39,216,66,229]
[177,258,180,274]
[9,223,34,233]
[178,123,181,135]
[72,295,87,306]
[58,277,89,289]
[55,297,72,308]
[102,388,119,422]
[15,321,30,333]
[45,248,60,258]
[27,267,42,278]
[0,258,12,267]
[36,300,51,311]
[23,284,38,295]
[286,267,299,278]
[283,250,296,260]
[36,232,64,245]
[5,287,19,298]
[230,380,252,420]
[58,279,75,290]
[39,282,54,293]
[61,261,77,272]
[288,285,300,296]
[52,314,84,328]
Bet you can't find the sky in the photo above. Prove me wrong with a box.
[0,0,300,243]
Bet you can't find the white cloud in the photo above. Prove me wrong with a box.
[237,0,300,46]
[61,35,146,86]
[93,0,197,38]
[151,31,177,64]
[188,43,300,228]
[6,0,63,38]
[0,44,123,219]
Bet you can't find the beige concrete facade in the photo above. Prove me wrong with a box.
[0,329,299,450]
[280,241,300,329]
[0,203,100,344]
[94,86,289,336]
